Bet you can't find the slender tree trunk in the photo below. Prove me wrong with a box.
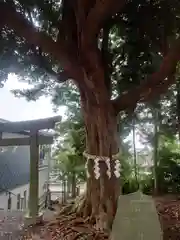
[176,78,180,140]
[81,97,121,230]
[152,102,160,195]
[67,176,71,198]
[132,114,138,184]
[63,178,66,204]
[71,172,76,198]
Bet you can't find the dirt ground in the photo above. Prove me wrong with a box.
[21,195,180,240]
[155,195,180,240]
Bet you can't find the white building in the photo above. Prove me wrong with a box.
[0,127,50,211]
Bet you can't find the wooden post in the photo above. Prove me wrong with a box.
[46,146,51,207]
[28,131,39,222]
[7,192,11,210]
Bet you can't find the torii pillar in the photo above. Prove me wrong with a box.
[29,131,39,223]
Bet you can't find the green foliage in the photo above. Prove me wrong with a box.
[1,0,180,105]
[138,136,180,195]
[54,150,85,182]
[110,0,180,98]
[2,1,180,157]
[140,176,154,195]
[155,136,180,194]
[2,1,180,197]
[53,101,86,183]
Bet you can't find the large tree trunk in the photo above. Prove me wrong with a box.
[73,40,122,230]
[81,95,121,230]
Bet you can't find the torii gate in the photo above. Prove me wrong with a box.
[0,116,61,225]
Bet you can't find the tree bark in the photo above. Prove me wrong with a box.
[81,95,121,231]
[176,77,180,140]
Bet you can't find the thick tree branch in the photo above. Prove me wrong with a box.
[0,2,82,81]
[75,0,96,35]
[112,38,180,114]
[78,0,126,94]
[32,46,68,82]
[141,76,175,103]
[25,5,67,83]
[25,7,67,81]
[57,0,77,50]
[82,0,126,47]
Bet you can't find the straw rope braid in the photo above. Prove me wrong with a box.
[83,152,121,179]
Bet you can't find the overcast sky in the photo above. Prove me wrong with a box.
[0,74,144,150]
[0,74,65,121]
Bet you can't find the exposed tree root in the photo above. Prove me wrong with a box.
[57,201,74,215]
[72,194,87,215]
[21,194,180,240]
[21,212,109,240]
[56,194,86,217]
[21,195,110,240]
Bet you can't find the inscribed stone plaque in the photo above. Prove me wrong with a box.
[111,191,162,240]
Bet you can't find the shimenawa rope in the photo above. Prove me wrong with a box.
[83,151,121,179]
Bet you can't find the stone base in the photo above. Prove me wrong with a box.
[24,212,43,227]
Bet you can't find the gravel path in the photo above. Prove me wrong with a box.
[0,210,24,239]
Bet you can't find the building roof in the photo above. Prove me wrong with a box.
[0,145,30,193]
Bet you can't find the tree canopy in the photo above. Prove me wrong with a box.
[1,0,180,112]
[2,0,180,234]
